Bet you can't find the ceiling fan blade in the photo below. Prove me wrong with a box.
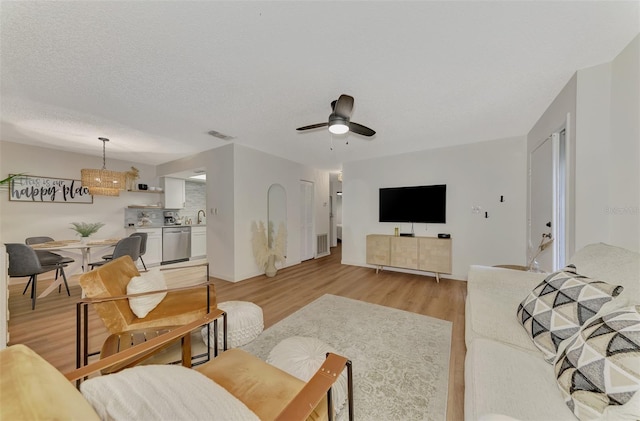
[349,122,376,137]
[296,122,329,131]
[334,94,354,118]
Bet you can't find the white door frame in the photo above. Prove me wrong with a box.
[300,180,315,261]
[528,128,568,271]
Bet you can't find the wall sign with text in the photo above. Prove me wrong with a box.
[9,175,93,204]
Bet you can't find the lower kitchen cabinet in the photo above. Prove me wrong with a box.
[126,228,162,267]
[191,226,206,258]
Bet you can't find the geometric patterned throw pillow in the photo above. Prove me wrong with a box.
[555,306,640,420]
[517,265,623,362]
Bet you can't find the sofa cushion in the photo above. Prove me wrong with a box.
[517,264,623,362]
[127,269,168,318]
[569,243,640,297]
[466,265,547,351]
[464,338,575,421]
[81,364,259,421]
[555,305,640,420]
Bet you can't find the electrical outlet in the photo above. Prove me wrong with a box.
[471,206,482,214]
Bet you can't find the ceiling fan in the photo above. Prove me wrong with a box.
[296,94,376,137]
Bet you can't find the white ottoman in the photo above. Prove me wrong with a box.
[201,301,264,349]
[267,336,349,417]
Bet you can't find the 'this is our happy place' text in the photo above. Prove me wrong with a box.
[11,177,90,202]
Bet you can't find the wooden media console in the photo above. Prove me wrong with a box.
[366,234,452,282]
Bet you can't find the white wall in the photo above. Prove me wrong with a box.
[608,34,639,251]
[205,144,236,281]
[530,34,640,254]
[0,141,158,245]
[527,74,577,259]
[156,143,330,282]
[342,136,527,279]
[233,144,304,280]
[303,166,331,255]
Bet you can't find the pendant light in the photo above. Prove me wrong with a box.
[81,137,125,196]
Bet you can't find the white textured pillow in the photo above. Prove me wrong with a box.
[267,336,348,416]
[127,269,168,318]
[80,364,259,421]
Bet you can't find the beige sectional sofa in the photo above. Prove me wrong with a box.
[464,243,640,420]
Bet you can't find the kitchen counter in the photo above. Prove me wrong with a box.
[125,224,206,228]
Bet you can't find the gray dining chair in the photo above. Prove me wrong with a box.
[25,236,74,296]
[101,232,148,270]
[89,236,141,270]
[6,243,63,310]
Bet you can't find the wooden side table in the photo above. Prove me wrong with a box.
[493,264,529,271]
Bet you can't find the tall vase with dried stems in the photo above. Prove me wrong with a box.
[252,221,287,277]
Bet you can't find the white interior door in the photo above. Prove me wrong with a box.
[530,137,554,271]
[300,180,314,261]
[529,132,566,271]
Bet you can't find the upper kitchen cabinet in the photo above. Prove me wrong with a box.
[163,177,185,209]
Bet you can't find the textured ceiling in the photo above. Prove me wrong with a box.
[1,1,638,171]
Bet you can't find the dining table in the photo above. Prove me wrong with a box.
[29,238,119,298]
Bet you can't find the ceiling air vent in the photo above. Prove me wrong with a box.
[207,130,235,141]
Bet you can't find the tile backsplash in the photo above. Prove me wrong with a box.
[182,181,207,224]
[124,180,206,227]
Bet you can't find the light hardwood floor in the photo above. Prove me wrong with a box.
[8,244,467,420]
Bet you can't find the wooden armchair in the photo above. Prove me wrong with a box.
[1,315,354,421]
[76,256,226,368]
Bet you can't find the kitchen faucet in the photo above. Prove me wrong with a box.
[197,209,206,224]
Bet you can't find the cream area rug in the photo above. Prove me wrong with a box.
[241,294,453,421]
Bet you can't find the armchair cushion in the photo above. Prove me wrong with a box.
[79,256,217,334]
[127,269,168,318]
[80,364,259,421]
[196,349,328,421]
[0,345,100,420]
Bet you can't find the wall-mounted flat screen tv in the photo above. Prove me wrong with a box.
[379,184,446,223]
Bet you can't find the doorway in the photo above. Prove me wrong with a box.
[300,180,314,261]
[528,129,567,271]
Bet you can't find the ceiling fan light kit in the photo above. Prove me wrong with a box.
[80,137,126,197]
[297,94,376,138]
[328,116,349,135]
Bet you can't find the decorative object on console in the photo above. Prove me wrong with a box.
[555,305,640,420]
[80,137,126,196]
[125,166,139,191]
[251,221,286,277]
[70,222,105,243]
[517,264,624,362]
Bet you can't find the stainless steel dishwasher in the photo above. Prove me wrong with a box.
[162,226,191,264]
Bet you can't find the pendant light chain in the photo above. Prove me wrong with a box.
[99,137,109,170]
[102,139,106,169]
